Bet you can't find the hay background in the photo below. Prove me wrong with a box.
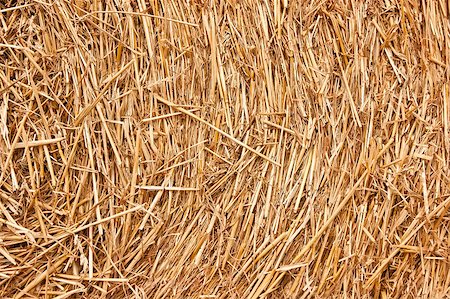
[1,0,449,298]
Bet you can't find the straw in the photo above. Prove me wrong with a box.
[1,0,449,298]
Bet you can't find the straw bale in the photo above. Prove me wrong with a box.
[0,0,449,298]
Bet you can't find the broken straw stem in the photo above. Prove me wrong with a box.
[154,95,281,167]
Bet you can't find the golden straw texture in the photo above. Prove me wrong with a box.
[1,0,449,298]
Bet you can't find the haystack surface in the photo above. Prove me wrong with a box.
[1,0,449,298]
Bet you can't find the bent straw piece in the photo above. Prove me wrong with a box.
[53,288,86,299]
[38,205,145,247]
[0,4,34,13]
[15,255,68,299]
[81,10,199,27]
[262,170,369,293]
[70,205,145,235]
[14,137,65,149]
[0,112,29,186]
[261,119,296,135]
[365,195,450,287]
[137,185,199,191]
[0,43,27,50]
[292,170,368,262]
[154,95,281,167]
[141,109,200,122]
[0,246,17,265]
[73,60,134,126]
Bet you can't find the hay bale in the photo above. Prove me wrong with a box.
[0,0,449,298]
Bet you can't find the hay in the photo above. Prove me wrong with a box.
[0,0,449,298]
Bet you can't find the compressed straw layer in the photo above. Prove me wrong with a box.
[0,0,449,298]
